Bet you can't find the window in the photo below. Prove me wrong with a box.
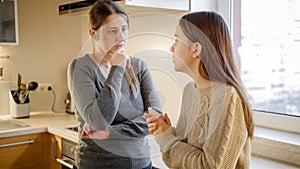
[232,0,300,132]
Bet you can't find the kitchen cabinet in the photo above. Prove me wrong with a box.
[47,134,62,169]
[124,0,220,12]
[0,112,77,168]
[123,0,231,29]
[48,133,76,169]
[124,0,231,31]
[125,0,189,11]
[0,133,63,169]
[0,133,45,169]
[0,0,19,45]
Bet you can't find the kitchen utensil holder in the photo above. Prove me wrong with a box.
[9,90,30,118]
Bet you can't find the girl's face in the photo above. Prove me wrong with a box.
[170,25,194,73]
[95,14,128,54]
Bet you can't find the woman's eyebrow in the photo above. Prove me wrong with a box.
[107,25,128,29]
[106,26,117,29]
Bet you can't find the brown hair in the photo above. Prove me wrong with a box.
[179,11,254,138]
[89,0,129,30]
[89,0,138,95]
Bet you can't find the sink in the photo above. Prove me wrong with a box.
[0,119,29,131]
[66,126,78,132]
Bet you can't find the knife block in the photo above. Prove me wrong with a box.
[9,90,30,118]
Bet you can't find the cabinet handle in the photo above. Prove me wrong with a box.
[0,55,9,59]
[51,138,57,160]
[52,138,75,169]
[0,139,34,148]
[56,157,74,169]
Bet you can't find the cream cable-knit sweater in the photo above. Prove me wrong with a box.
[156,81,251,169]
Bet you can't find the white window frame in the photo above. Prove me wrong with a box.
[228,0,300,134]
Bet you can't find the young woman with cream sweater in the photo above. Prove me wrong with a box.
[145,11,254,169]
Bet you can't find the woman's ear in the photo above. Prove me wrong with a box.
[191,42,202,58]
[89,28,98,40]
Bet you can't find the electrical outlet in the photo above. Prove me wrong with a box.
[35,83,53,93]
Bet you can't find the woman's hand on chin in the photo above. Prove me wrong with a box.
[106,46,130,68]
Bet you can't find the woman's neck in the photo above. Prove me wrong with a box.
[188,63,211,89]
[89,53,107,66]
[193,74,211,89]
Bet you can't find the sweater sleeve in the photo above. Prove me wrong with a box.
[68,58,124,130]
[109,59,163,138]
[139,61,163,114]
[108,116,149,139]
[160,91,249,169]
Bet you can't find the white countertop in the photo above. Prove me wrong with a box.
[0,111,298,169]
[0,111,78,142]
[1,111,299,169]
[0,111,168,168]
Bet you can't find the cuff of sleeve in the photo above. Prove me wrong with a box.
[155,128,176,153]
[104,66,125,95]
[108,125,121,139]
[108,125,132,140]
[110,66,125,75]
[105,65,125,81]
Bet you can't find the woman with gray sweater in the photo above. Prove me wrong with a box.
[67,0,162,168]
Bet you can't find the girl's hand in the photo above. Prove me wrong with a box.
[163,113,171,126]
[81,123,110,140]
[144,107,172,135]
[152,114,172,136]
[144,107,160,134]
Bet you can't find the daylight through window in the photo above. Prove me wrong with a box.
[239,0,300,117]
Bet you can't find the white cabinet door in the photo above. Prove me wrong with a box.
[190,0,232,32]
[124,0,231,22]
[125,0,190,11]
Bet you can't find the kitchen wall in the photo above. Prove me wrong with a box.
[0,0,196,117]
[126,13,192,124]
[80,11,192,124]
[0,0,82,114]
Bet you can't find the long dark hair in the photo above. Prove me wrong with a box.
[89,0,129,30]
[179,11,254,138]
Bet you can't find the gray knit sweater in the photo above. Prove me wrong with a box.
[68,54,162,169]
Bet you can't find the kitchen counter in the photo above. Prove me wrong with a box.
[1,111,299,169]
[0,111,78,142]
[0,111,168,168]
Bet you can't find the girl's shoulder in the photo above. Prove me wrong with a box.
[222,84,243,105]
[130,56,149,71]
[73,54,92,64]
[68,55,99,77]
[130,56,146,65]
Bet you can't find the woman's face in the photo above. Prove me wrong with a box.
[170,25,194,73]
[96,13,128,54]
